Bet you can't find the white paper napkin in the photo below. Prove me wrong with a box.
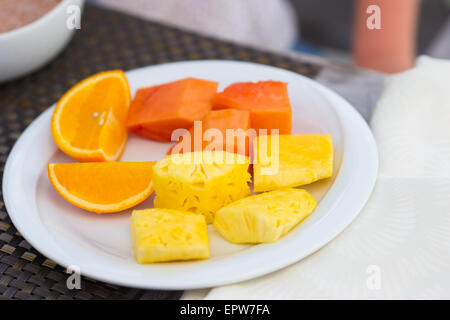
[183,56,450,299]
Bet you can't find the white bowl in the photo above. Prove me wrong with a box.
[0,0,85,83]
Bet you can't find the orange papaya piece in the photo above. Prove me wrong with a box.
[169,109,251,156]
[127,78,218,142]
[213,81,292,134]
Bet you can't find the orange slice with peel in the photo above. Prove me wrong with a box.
[48,162,155,213]
[51,70,131,162]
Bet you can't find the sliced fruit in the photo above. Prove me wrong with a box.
[152,151,251,224]
[253,134,333,192]
[130,208,209,263]
[51,70,131,162]
[213,188,317,243]
[168,109,252,156]
[127,78,218,142]
[213,81,292,134]
[48,162,155,213]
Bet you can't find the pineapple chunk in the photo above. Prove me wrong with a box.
[152,151,251,223]
[130,208,209,263]
[253,134,333,192]
[213,188,317,243]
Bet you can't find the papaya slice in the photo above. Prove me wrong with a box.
[213,81,292,134]
[127,78,218,142]
[169,109,252,156]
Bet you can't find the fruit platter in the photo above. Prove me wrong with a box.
[3,60,378,289]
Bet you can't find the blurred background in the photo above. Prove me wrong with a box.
[92,0,450,74]
[2,0,450,78]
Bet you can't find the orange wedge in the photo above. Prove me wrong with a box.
[48,162,155,213]
[51,70,131,162]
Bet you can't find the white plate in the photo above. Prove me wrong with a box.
[3,60,378,290]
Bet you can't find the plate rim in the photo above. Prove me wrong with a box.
[2,60,378,290]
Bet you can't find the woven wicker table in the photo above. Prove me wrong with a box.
[0,4,384,300]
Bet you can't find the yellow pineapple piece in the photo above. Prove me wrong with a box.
[130,208,209,263]
[253,134,333,192]
[213,188,317,243]
[152,151,251,223]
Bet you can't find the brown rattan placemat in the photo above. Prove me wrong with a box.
[0,4,321,300]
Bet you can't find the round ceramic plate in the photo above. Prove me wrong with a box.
[3,60,378,290]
